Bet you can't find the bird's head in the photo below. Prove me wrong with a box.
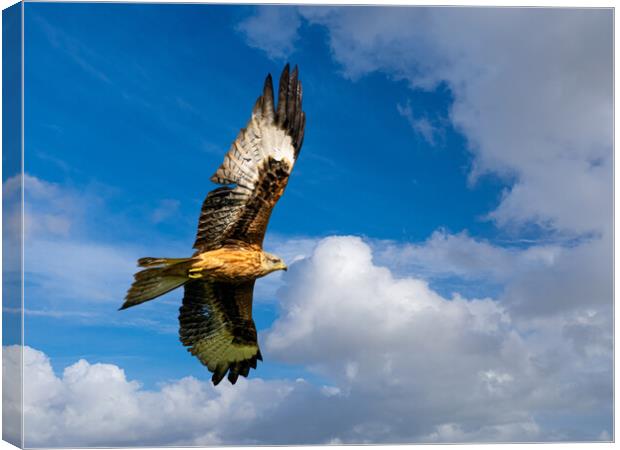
[263,252,288,273]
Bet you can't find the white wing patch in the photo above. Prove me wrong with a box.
[211,116,295,189]
[263,125,296,166]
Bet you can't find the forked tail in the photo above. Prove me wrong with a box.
[119,257,193,310]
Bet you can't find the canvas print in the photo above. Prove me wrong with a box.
[2,2,613,447]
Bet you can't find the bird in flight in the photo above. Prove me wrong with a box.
[120,65,305,386]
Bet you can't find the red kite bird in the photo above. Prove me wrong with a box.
[120,65,305,385]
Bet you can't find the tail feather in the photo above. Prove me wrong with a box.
[120,257,191,310]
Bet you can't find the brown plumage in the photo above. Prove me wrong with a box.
[120,65,305,386]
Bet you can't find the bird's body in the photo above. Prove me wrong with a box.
[191,245,273,282]
[192,245,287,282]
[132,246,284,284]
[120,64,305,386]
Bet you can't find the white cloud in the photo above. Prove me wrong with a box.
[255,234,320,302]
[501,234,612,318]
[8,237,611,446]
[21,174,78,238]
[237,6,302,60]
[4,345,292,447]
[3,345,22,446]
[266,237,611,441]
[266,238,611,440]
[374,229,560,282]
[373,229,612,320]
[421,421,542,443]
[241,7,612,237]
[266,237,610,392]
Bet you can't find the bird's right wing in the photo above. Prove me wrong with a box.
[178,279,261,385]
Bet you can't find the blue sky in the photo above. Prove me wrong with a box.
[6,3,613,446]
[23,3,503,379]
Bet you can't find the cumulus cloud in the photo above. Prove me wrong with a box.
[501,235,612,319]
[373,230,612,319]
[6,345,302,447]
[266,237,611,444]
[374,229,561,282]
[3,344,22,447]
[8,237,611,446]
[255,234,321,301]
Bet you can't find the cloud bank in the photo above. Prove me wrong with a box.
[7,237,611,446]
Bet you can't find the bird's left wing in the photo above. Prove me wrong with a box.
[193,64,305,252]
[179,279,261,385]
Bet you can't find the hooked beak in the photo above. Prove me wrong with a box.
[278,262,288,272]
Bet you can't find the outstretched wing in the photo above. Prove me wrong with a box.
[194,64,305,252]
[178,279,262,385]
